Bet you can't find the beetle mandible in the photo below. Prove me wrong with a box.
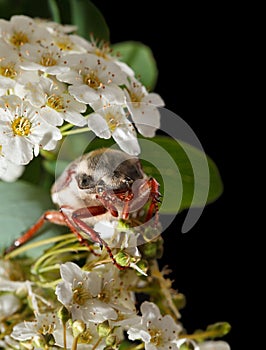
[5,148,161,269]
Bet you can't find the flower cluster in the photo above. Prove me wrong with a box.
[0,241,231,350]
[0,13,230,350]
[0,15,164,181]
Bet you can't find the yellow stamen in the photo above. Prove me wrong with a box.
[84,71,102,89]
[72,282,91,306]
[11,117,32,136]
[129,91,144,107]
[105,113,119,132]
[56,39,73,51]
[40,53,57,67]
[9,31,29,47]
[0,64,17,79]
[149,328,162,346]
[46,94,64,111]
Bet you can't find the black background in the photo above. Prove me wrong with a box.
[92,1,237,348]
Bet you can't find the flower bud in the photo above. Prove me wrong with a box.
[97,320,112,337]
[114,251,130,267]
[140,237,164,260]
[135,260,148,276]
[32,334,46,348]
[57,305,71,324]
[106,334,117,346]
[72,320,86,338]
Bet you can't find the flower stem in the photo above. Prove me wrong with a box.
[60,123,73,132]
[179,329,223,340]
[32,246,89,274]
[61,127,90,136]
[63,323,67,350]
[4,233,74,259]
[71,336,79,350]
[92,337,103,350]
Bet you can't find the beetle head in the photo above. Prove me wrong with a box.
[76,148,144,194]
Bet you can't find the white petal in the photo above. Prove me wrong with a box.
[129,104,160,137]
[115,60,135,76]
[0,160,24,182]
[87,113,111,139]
[11,321,36,341]
[40,108,63,126]
[199,341,231,350]
[141,301,161,320]
[57,70,81,84]
[69,84,99,104]
[0,280,27,292]
[64,111,87,126]
[0,294,21,318]
[99,84,125,105]
[112,125,140,155]
[86,272,102,296]
[143,92,165,107]
[60,262,83,283]
[44,65,70,75]
[55,282,73,306]
[94,221,115,240]
[7,137,34,165]
[41,125,62,151]
[127,327,151,343]
[86,300,117,322]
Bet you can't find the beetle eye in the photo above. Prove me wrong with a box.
[96,185,104,194]
[96,180,105,195]
[124,176,133,186]
[78,174,93,189]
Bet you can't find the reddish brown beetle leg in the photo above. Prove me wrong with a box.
[60,206,107,256]
[71,208,125,270]
[4,211,66,254]
[145,178,161,223]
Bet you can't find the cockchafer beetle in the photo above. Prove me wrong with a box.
[5,148,161,269]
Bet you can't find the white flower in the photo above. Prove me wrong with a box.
[0,95,62,165]
[11,313,58,341]
[0,259,29,292]
[125,78,164,137]
[0,41,38,95]
[199,341,231,350]
[0,335,21,350]
[20,43,70,75]
[127,301,182,350]
[94,264,136,315]
[56,262,118,323]
[57,53,127,106]
[95,221,141,260]
[0,145,24,181]
[54,320,106,350]
[0,15,51,49]
[21,76,87,126]
[87,102,140,155]
[37,20,77,35]
[0,294,21,321]
[52,32,93,53]
[86,39,135,77]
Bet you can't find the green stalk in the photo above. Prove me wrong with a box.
[61,127,90,136]
[4,234,74,260]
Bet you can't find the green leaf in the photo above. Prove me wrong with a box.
[47,0,61,23]
[0,181,64,257]
[112,41,158,89]
[69,0,109,41]
[139,136,223,214]
[0,0,51,19]
[43,159,69,177]
[206,322,232,338]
